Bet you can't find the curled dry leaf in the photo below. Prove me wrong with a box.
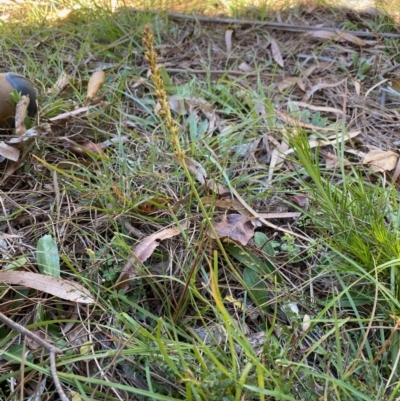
[7,123,53,144]
[304,78,346,101]
[392,157,400,181]
[0,142,20,162]
[363,149,399,172]
[267,141,289,186]
[206,180,230,196]
[48,102,109,122]
[178,156,207,184]
[284,131,361,156]
[302,314,311,332]
[0,271,94,303]
[353,80,361,96]
[51,71,71,94]
[325,152,350,169]
[278,76,299,92]
[392,79,400,92]
[225,29,234,54]
[169,95,187,115]
[210,213,255,246]
[291,101,343,116]
[86,70,105,103]
[88,61,119,71]
[116,222,188,290]
[49,105,89,122]
[270,39,284,68]
[137,197,171,214]
[201,196,254,219]
[238,62,254,72]
[290,194,309,209]
[15,95,30,137]
[257,211,301,219]
[67,140,107,159]
[311,30,367,46]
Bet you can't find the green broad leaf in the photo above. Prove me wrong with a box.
[3,345,34,363]
[36,235,60,278]
[254,232,276,256]
[243,268,270,310]
[254,231,268,248]
[225,243,280,281]
[4,257,28,271]
[160,68,171,87]
[326,292,374,307]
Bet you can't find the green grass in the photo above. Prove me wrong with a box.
[0,0,400,400]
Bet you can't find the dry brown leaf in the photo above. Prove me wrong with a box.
[225,29,234,54]
[180,156,207,184]
[284,131,361,156]
[296,62,328,92]
[0,160,24,185]
[51,71,71,94]
[55,160,92,169]
[210,213,254,245]
[206,180,230,195]
[67,140,107,159]
[201,196,254,219]
[86,70,105,103]
[353,80,361,96]
[48,102,108,122]
[230,186,309,240]
[137,197,171,214]
[338,32,367,46]
[392,79,400,92]
[302,62,331,79]
[325,152,350,169]
[311,30,338,40]
[393,157,400,182]
[49,105,89,122]
[304,78,346,101]
[363,149,398,172]
[257,212,301,219]
[15,95,30,137]
[270,39,284,68]
[290,101,343,116]
[311,30,367,46]
[134,227,183,262]
[267,141,289,186]
[238,62,254,72]
[7,123,53,144]
[131,77,147,89]
[275,109,345,131]
[116,223,187,290]
[88,61,119,71]
[296,78,306,92]
[168,95,187,115]
[185,97,214,116]
[278,77,299,92]
[0,271,94,303]
[290,194,309,209]
[0,142,20,162]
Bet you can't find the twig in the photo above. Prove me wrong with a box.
[164,68,273,77]
[0,311,68,401]
[50,352,69,401]
[230,187,310,241]
[168,13,400,38]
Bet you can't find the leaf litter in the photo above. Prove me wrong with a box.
[1,1,400,400]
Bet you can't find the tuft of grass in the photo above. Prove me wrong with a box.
[1,1,400,401]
